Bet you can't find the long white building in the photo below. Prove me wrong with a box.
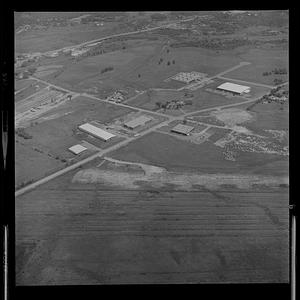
[78,123,116,141]
[217,82,250,95]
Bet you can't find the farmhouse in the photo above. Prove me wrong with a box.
[217,82,251,95]
[79,123,116,141]
[171,124,194,136]
[124,115,152,130]
[68,144,87,155]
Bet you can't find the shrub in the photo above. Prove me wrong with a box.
[15,128,32,139]
[100,66,114,74]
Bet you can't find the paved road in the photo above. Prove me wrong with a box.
[16,62,265,197]
[15,95,260,197]
[31,76,174,120]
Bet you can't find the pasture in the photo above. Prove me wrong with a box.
[16,171,289,284]
[110,132,288,176]
[246,101,289,133]
[15,22,121,53]
[15,79,39,91]
[15,82,48,104]
[224,48,288,85]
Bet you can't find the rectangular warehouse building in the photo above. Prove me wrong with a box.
[171,124,194,136]
[217,82,250,95]
[124,115,152,130]
[68,144,87,155]
[78,123,116,141]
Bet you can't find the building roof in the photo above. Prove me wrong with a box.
[68,144,87,155]
[79,123,116,141]
[217,82,250,94]
[124,115,152,129]
[171,124,194,135]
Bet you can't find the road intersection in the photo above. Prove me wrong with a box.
[16,60,287,196]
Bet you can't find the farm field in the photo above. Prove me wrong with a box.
[15,82,48,103]
[245,101,289,133]
[224,48,288,85]
[16,168,289,284]
[15,22,122,53]
[15,78,39,91]
[15,11,289,286]
[110,131,288,176]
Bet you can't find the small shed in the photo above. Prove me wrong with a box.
[171,124,194,135]
[68,144,87,155]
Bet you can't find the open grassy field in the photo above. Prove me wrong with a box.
[15,22,121,53]
[245,101,289,134]
[110,132,288,176]
[224,48,288,85]
[15,96,135,187]
[49,42,163,92]
[16,167,289,284]
[15,139,64,188]
[15,79,39,91]
[48,43,245,94]
[185,89,249,112]
[15,82,48,103]
[127,88,248,114]
[119,46,241,90]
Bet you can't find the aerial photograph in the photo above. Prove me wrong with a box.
[14,11,289,285]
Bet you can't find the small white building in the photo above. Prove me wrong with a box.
[68,144,87,155]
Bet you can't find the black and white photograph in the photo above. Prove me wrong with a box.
[11,10,291,289]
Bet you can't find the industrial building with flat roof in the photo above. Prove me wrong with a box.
[124,115,152,130]
[68,144,87,155]
[78,123,116,141]
[217,82,250,95]
[171,124,194,136]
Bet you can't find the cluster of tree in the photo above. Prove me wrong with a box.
[15,128,32,139]
[170,38,251,50]
[155,99,192,110]
[273,68,287,75]
[263,68,287,76]
[158,58,163,65]
[274,78,284,85]
[101,66,114,74]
